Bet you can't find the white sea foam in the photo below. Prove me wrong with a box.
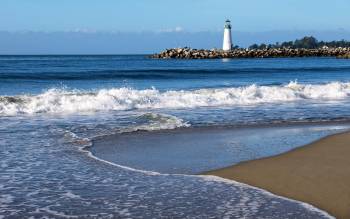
[200,175,335,219]
[1,81,350,115]
[131,113,190,131]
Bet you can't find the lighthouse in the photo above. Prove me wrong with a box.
[222,19,233,51]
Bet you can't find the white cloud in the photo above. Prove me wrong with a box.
[157,26,185,33]
[68,28,97,33]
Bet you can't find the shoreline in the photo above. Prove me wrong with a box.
[89,122,350,175]
[82,131,335,218]
[205,131,350,219]
[84,122,349,217]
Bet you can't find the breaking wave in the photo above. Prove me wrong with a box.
[61,112,190,150]
[1,81,350,115]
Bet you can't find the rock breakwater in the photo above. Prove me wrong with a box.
[151,47,350,59]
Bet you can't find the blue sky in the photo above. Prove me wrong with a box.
[1,0,350,54]
[2,0,350,32]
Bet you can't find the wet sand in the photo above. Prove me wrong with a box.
[205,131,350,219]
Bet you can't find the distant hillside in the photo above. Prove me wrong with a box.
[249,36,350,50]
[1,30,350,55]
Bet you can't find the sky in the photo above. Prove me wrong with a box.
[1,0,350,54]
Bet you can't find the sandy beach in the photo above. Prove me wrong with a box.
[205,131,350,218]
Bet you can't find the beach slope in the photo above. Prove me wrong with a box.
[205,132,350,219]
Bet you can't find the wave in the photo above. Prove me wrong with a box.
[1,81,350,115]
[61,113,189,149]
[2,66,350,80]
[130,113,190,131]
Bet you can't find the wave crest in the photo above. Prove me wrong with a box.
[1,81,350,115]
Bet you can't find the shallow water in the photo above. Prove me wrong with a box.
[2,55,350,218]
[91,124,350,174]
[0,117,335,218]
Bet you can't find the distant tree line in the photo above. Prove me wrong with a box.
[248,36,350,50]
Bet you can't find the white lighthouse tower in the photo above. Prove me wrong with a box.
[222,19,233,51]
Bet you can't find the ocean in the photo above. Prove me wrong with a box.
[1,55,350,218]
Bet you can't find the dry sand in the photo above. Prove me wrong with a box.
[205,131,350,219]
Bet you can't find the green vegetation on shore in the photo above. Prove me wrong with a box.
[249,36,350,50]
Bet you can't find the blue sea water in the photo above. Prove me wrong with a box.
[1,55,350,218]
